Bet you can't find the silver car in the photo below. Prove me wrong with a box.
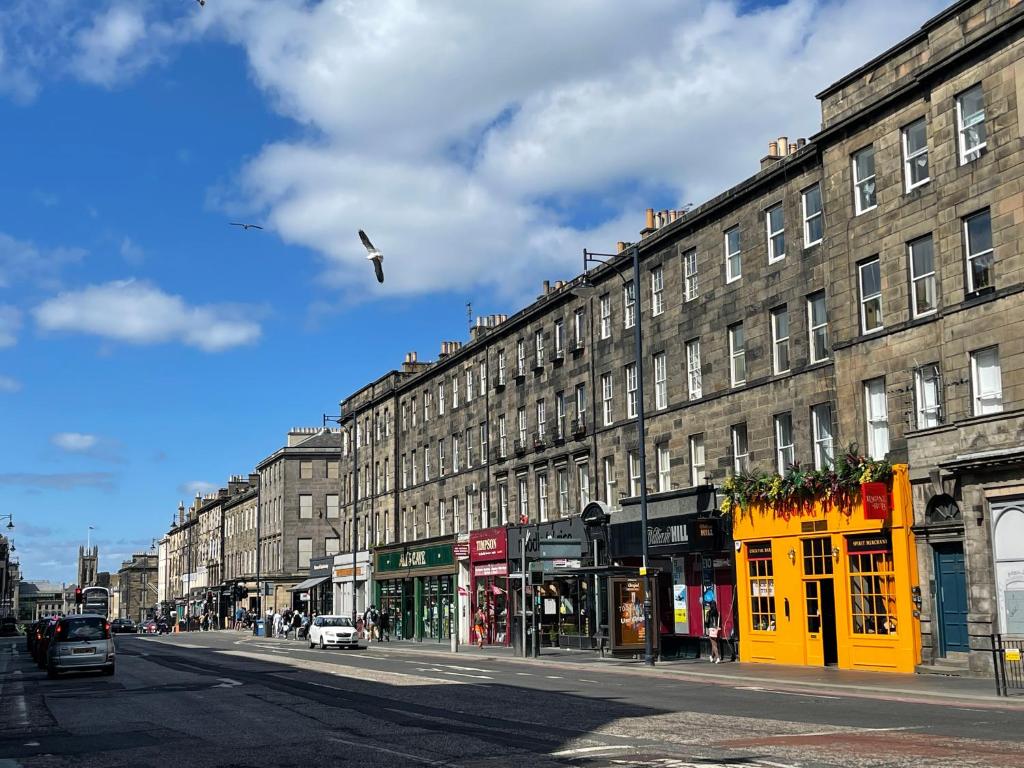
[46,614,115,678]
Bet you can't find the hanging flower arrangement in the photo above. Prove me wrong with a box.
[719,445,892,519]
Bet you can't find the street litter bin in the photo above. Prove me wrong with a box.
[254,619,266,637]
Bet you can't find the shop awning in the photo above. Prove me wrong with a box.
[287,575,330,592]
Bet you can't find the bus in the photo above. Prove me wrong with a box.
[81,586,110,619]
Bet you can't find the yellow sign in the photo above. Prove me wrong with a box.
[639,567,648,576]
[674,607,688,624]
[1005,648,1022,662]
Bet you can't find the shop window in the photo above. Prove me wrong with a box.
[849,551,898,635]
[802,536,834,576]
[748,557,776,632]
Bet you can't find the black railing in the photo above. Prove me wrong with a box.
[992,634,1024,696]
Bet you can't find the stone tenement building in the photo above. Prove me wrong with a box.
[335,0,1024,674]
[116,553,158,623]
[254,428,343,612]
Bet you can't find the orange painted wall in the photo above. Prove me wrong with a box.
[732,465,921,674]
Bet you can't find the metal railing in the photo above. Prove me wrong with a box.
[991,634,1024,696]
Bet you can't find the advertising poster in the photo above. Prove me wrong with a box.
[613,579,646,646]
[672,558,689,635]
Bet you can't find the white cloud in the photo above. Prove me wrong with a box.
[0,232,85,290]
[51,432,99,452]
[218,0,949,300]
[70,5,166,88]
[119,237,144,264]
[0,305,21,347]
[33,278,262,352]
[0,375,20,393]
[179,480,218,497]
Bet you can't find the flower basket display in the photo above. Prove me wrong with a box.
[719,445,893,520]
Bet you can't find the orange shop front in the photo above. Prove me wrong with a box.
[733,465,921,673]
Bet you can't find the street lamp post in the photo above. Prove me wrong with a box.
[580,244,656,666]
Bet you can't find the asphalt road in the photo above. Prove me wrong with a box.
[1,633,1022,768]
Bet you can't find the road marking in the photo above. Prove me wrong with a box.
[545,675,564,679]
[328,735,446,766]
[550,745,633,757]
[735,686,840,700]
[215,678,243,688]
[579,679,600,683]
[515,672,533,676]
[442,671,493,679]
[437,664,490,672]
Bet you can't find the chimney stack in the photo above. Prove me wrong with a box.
[777,136,788,156]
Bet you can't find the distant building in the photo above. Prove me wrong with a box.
[77,546,98,587]
[17,581,65,621]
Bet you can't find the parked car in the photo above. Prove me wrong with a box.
[0,617,18,637]
[139,620,157,634]
[308,615,365,650]
[110,618,137,634]
[46,614,115,678]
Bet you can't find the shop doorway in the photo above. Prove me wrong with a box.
[804,579,838,666]
[934,542,969,655]
[802,536,838,666]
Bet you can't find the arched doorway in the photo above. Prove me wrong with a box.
[926,495,969,655]
[991,500,1024,635]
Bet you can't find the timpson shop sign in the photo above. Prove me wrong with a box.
[469,527,508,563]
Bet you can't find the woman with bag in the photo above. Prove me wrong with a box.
[706,601,722,663]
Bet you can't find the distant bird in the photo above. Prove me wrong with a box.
[359,230,384,284]
[196,0,205,7]
[229,222,263,231]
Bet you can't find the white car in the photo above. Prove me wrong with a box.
[308,615,366,650]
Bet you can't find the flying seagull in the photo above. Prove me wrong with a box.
[359,229,384,283]
[229,222,263,231]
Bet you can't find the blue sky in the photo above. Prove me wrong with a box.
[0,0,946,583]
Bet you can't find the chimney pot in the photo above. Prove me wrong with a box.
[797,138,806,149]
[645,208,654,229]
[769,141,778,156]
[789,143,797,155]
[543,280,550,294]
[616,241,625,253]
[777,136,788,156]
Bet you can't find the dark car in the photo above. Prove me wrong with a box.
[34,617,59,668]
[0,617,18,637]
[46,614,115,678]
[110,618,137,634]
[25,619,40,652]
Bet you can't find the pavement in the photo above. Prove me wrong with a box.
[256,631,1012,707]
[2,632,1022,768]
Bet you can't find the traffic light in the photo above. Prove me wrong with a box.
[74,587,82,605]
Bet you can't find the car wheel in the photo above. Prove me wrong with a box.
[319,637,325,650]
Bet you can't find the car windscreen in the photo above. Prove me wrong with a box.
[59,617,108,641]
[321,618,353,628]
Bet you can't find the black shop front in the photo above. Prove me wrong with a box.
[609,486,735,659]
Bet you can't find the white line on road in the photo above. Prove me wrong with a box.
[328,735,447,766]
[579,679,599,683]
[442,671,493,679]
[215,678,243,688]
[545,675,564,679]
[550,745,633,757]
[735,686,840,700]
[515,672,533,676]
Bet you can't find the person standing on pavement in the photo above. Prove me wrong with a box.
[474,606,487,649]
[291,610,301,639]
[379,607,390,642]
[272,608,281,639]
[365,605,377,641]
[705,601,722,663]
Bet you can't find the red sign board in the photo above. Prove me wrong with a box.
[861,482,891,520]
[453,542,470,560]
[469,527,508,563]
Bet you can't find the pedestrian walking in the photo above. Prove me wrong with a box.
[473,606,487,648]
[272,609,281,639]
[379,607,390,642]
[355,612,365,639]
[365,605,377,641]
[705,601,722,663]
[291,610,301,639]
